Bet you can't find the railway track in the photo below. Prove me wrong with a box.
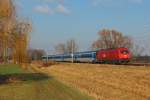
[42,61,150,67]
[73,62,150,67]
[122,63,150,67]
[74,61,150,66]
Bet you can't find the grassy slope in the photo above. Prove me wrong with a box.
[0,64,24,75]
[41,63,150,100]
[0,64,91,100]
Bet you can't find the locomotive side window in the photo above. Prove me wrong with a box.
[121,50,129,54]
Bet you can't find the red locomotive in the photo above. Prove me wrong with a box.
[96,47,131,63]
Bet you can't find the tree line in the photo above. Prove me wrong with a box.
[0,0,32,65]
[55,29,144,57]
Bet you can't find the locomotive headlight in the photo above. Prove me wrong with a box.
[124,55,127,58]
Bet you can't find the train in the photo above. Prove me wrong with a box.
[42,47,131,64]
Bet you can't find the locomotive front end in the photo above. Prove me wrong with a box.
[118,48,131,63]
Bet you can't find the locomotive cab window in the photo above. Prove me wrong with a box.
[121,50,129,54]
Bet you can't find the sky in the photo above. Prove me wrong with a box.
[15,0,150,54]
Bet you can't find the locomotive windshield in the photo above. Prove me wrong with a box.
[121,50,129,54]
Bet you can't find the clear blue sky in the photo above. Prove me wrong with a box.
[15,0,150,54]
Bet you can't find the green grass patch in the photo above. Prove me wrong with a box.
[0,64,25,75]
[0,64,92,100]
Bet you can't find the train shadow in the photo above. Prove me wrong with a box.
[0,73,51,85]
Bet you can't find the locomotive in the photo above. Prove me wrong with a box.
[42,47,131,64]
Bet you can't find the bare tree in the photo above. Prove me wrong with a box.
[55,43,66,54]
[28,49,46,61]
[132,44,145,57]
[0,0,16,63]
[12,19,32,64]
[66,39,78,53]
[55,39,78,54]
[0,0,15,18]
[92,29,133,50]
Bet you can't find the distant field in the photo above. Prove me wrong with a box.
[39,63,150,100]
[0,64,92,100]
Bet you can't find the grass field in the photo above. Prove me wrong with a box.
[0,64,92,100]
[39,63,150,100]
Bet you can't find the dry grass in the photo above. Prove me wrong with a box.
[39,63,150,100]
